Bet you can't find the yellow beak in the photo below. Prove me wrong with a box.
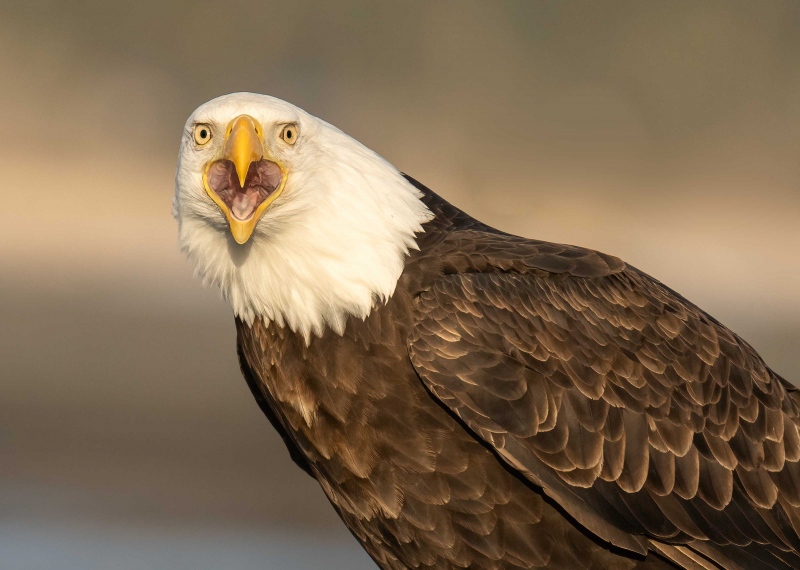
[225,115,262,187]
[202,115,287,245]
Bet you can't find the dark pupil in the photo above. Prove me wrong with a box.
[287,130,292,139]
[200,129,208,139]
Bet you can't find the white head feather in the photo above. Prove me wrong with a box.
[173,93,433,340]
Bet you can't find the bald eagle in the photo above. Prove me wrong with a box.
[174,93,800,569]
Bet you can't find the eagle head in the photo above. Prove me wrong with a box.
[173,93,432,339]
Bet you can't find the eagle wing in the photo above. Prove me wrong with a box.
[408,235,800,569]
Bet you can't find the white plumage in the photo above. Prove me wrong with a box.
[173,93,432,340]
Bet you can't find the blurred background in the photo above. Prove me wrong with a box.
[2,1,799,568]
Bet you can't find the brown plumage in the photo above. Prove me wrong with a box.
[236,177,800,569]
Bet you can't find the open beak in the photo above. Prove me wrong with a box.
[202,115,286,244]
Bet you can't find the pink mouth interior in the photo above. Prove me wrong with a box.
[206,159,283,221]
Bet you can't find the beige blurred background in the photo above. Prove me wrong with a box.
[1,1,799,568]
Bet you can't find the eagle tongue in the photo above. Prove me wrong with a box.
[231,190,259,221]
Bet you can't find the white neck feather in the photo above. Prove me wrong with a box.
[175,98,432,341]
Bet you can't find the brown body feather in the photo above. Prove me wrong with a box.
[236,177,800,569]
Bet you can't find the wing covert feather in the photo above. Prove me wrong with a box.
[408,262,800,568]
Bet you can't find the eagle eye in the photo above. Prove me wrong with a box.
[193,124,212,145]
[280,125,298,145]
